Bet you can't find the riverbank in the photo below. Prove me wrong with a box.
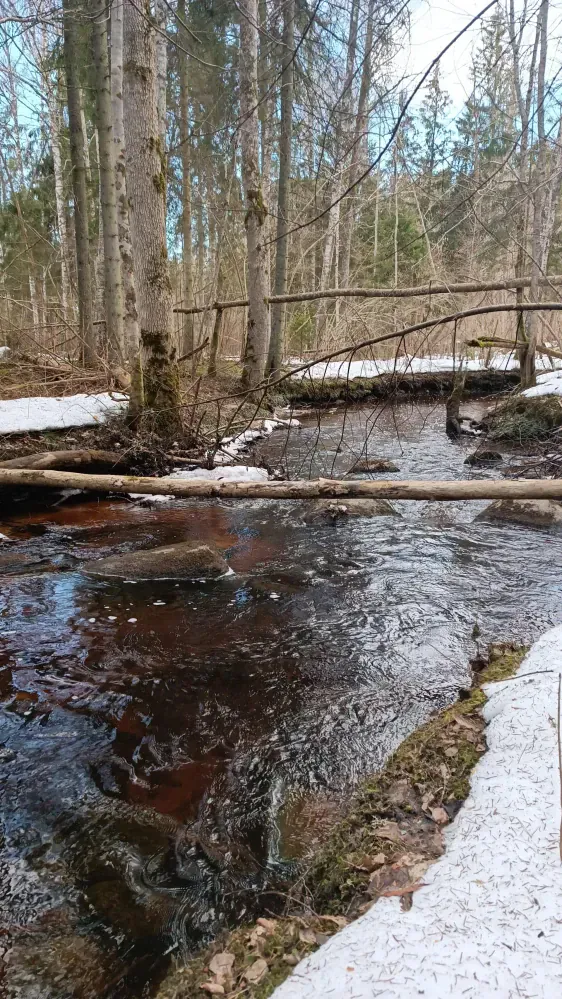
[155,644,527,999]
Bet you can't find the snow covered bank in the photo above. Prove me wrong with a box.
[291,353,560,382]
[522,368,562,398]
[213,417,299,465]
[274,626,562,999]
[0,392,128,434]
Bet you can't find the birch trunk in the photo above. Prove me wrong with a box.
[239,0,270,388]
[62,0,95,366]
[91,0,124,362]
[177,0,194,358]
[111,0,139,359]
[123,0,181,428]
[268,0,295,378]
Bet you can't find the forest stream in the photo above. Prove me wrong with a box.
[2,401,562,998]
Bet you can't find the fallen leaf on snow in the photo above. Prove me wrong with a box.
[243,958,268,984]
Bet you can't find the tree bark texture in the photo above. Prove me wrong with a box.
[62,0,95,365]
[111,0,139,359]
[177,0,194,358]
[49,84,73,315]
[91,0,124,362]
[3,468,562,502]
[239,0,270,388]
[123,0,181,428]
[268,0,295,379]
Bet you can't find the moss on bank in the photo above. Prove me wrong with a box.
[276,369,520,407]
[484,393,562,441]
[155,644,526,999]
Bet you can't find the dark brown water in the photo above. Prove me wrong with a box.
[1,402,562,998]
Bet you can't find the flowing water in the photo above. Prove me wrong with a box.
[1,401,562,997]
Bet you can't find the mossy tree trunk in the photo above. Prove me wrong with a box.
[123,0,181,431]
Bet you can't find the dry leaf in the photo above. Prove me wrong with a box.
[320,914,349,928]
[346,852,385,872]
[444,746,458,758]
[421,791,434,812]
[243,958,268,984]
[381,882,426,897]
[376,821,403,843]
[453,715,480,732]
[283,953,299,966]
[256,917,277,935]
[439,763,449,780]
[314,932,330,946]
[208,953,235,979]
[430,806,449,825]
[200,984,225,996]
[298,927,317,946]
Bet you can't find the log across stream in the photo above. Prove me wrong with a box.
[1,401,562,998]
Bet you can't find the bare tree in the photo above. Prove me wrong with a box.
[91,0,124,361]
[239,0,270,388]
[123,0,181,427]
[177,0,194,358]
[111,0,139,359]
[267,0,295,379]
[62,0,95,365]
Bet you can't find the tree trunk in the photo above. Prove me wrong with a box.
[177,0,194,358]
[154,0,167,152]
[339,0,375,292]
[62,0,95,366]
[91,0,124,362]
[239,0,270,388]
[268,0,295,378]
[522,0,549,389]
[123,0,181,429]
[111,0,139,359]
[49,85,73,316]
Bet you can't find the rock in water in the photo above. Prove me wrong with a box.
[351,458,400,474]
[476,499,562,527]
[301,498,398,524]
[464,450,503,466]
[85,542,229,579]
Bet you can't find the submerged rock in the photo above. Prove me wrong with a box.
[476,498,562,527]
[301,498,398,524]
[464,449,503,465]
[85,541,229,579]
[350,458,400,474]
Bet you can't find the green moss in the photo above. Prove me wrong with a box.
[486,393,562,441]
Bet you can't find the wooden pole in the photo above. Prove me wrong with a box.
[2,468,562,500]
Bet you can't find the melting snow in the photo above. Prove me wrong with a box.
[273,625,562,999]
[0,392,127,434]
[291,353,560,381]
[522,369,562,398]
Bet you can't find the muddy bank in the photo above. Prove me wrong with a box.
[155,645,525,999]
[278,368,520,407]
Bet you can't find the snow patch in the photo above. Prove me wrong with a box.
[0,392,128,434]
[522,369,562,398]
[290,353,560,382]
[0,346,10,359]
[273,625,562,999]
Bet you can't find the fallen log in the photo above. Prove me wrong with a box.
[0,450,132,473]
[1,467,562,500]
